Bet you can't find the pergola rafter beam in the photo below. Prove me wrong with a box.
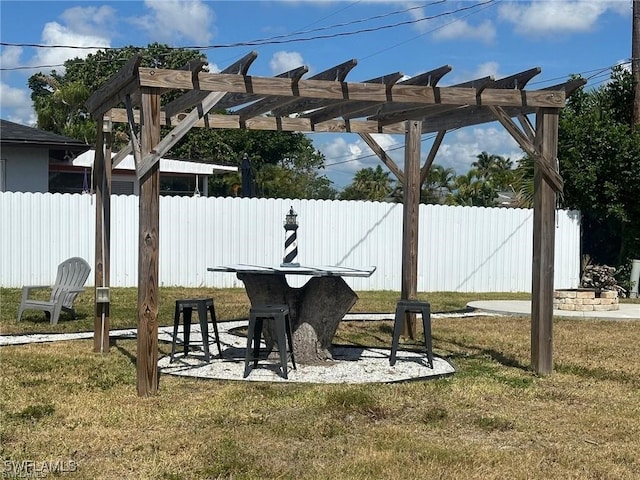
[234,59,358,120]
[490,67,541,89]
[371,75,495,125]
[108,107,408,134]
[163,51,258,118]
[341,65,453,121]
[374,68,540,126]
[86,53,142,119]
[270,60,360,117]
[302,72,404,124]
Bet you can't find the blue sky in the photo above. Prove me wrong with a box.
[0,0,633,188]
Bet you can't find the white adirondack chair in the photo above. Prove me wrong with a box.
[17,257,91,325]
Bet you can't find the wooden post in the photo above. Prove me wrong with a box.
[531,108,559,374]
[137,88,161,396]
[93,118,111,353]
[401,120,421,338]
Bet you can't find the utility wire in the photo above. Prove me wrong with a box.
[202,0,447,50]
[0,0,493,66]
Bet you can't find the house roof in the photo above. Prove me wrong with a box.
[71,150,237,176]
[0,119,90,152]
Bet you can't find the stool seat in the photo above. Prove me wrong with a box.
[171,298,222,363]
[244,304,296,379]
[390,300,433,368]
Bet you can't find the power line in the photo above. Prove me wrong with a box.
[324,132,445,167]
[205,1,447,49]
[0,0,494,66]
[360,0,498,62]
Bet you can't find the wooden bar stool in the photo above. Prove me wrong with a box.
[244,304,296,379]
[171,298,222,362]
[389,300,433,368]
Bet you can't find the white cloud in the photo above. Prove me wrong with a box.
[0,6,111,126]
[132,0,216,45]
[270,51,305,75]
[443,61,502,86]
[25,6,114,74]
[59,6,117,38]
[432,19,496,43]
[498,0,621,36]
[317,133,402,188]
[318,126,523,189]
[472,61,501,79]
[435,126,522,174]
[31,22,110,73]
[0,82,36,125]
[0,45,23,71]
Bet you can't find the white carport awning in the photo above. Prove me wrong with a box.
[72,150,238,175]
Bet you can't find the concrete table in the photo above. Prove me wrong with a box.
[208,264,376,363]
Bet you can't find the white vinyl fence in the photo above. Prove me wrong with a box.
[0,192,581,292]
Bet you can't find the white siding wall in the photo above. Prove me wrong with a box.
[2,147,49,193]
[0,192,581,292]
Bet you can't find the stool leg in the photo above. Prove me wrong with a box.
[197,302,211,362]
[421,306,433,369]
[183,307,193,357]
[253,318,264,368]
[208,303,223,357]
[285,313,296,370]
[243,315,257,378]
[390,307,405,366]
[170,302,180,362]
[274,314,289,379]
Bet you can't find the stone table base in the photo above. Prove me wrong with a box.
[237,273,358,363]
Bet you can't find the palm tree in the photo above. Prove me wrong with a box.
[449,168,496,207]
[340,165,394,201]
[511,155,535,208]
[472,151,498,177]
[422,164,457,204]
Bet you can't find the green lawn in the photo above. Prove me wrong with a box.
[1,288,639,479]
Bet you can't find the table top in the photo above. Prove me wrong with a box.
[207,264,376,278]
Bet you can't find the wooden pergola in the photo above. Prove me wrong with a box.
[85,51,585,396]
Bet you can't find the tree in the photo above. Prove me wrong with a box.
[28,44,337,200]
[29,43,205,145]
[471,151,515,196]
[421,164,456,204]
[339,165,395,201]
[449,169,487,206]
[28,75,92,142]
[510,155,535,208]
[558,66,640,267]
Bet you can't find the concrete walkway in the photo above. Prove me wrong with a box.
[468,300,640,320]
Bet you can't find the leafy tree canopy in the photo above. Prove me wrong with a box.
[339,165,395,201]
[28,43,337,200]
[558,66,640,266]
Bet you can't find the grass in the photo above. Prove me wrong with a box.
[1,287,639,479]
